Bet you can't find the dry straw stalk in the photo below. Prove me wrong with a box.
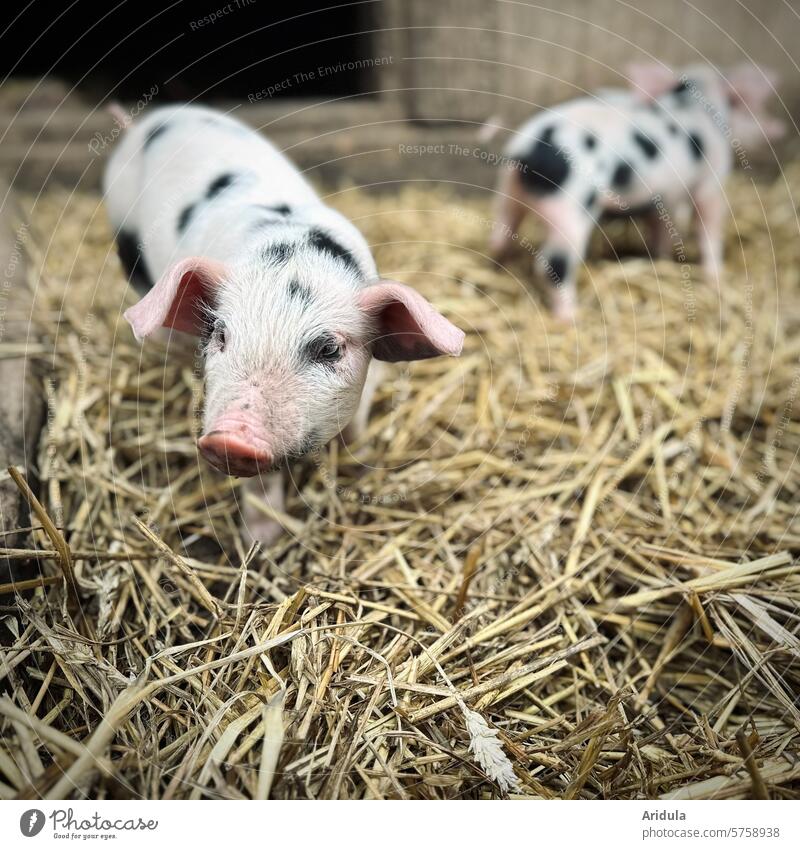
[1,169,799,799]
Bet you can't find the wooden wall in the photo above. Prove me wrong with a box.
[1,1,798,190]
[376,0,800,125]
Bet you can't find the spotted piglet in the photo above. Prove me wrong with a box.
[103,104,464,543]
[491,65,784,320]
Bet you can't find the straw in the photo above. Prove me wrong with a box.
[1,165,799,799]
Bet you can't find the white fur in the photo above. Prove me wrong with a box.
[103,104,463,543]
[104,104,379,459]
[104,105,374,276]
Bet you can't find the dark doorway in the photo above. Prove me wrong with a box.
[0,0,378,103]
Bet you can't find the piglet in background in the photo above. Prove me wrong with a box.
[490,65,785,320]
[103,105,464,543]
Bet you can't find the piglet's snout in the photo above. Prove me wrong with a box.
[197,427,273,477]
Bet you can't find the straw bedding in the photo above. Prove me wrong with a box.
[1,167,799,800]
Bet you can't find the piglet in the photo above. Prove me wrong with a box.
[491,64,785,320]
[103,104,464,543]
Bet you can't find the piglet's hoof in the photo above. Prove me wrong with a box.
[551,297,578,325]
[553,308,577,325]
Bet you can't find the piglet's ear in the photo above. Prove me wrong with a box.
[726,65,786,142]
[726,65,779,109]
[123,256,228,340]
[358,280,465,362]
[626,62,677,101]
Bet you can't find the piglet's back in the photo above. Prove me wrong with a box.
[103,105,320,276]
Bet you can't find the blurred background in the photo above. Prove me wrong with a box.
[2,0,800,802]
[1,0,798,190]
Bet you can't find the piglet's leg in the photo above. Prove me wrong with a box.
[692,183,726,288]
[241,469,286,546]
[342,359,385,444]
[651,197,694,262]
[647,198,692,261]
[534,196,595,322]
[673,198,693,242]
[489,166,529,263]
[645,206,674,260]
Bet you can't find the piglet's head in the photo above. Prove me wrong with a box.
[124,254,464,477]
[725,65,786,147]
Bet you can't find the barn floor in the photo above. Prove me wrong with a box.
[2,168,800,799]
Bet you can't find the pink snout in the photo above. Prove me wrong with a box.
[197,429,273,477]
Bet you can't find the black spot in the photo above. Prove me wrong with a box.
[547,253,569,286]
[584,190,598,210]
[206,172,236,200]
[584,133,597,150]
[209,318,226,352]
[177,203,196,234]
[115,230,153,294]
[633,131,659,159]
[251,204,293,231]
[288,279,313,306]
[611,160,634,191]
[668,122,679,135]
[308,229,361,275]
[672,80,693,106]
[263,242,293,264]
[688,132,704,161]
[517,128,571,195]
[144,123,168,150]
[261,203,291,216]
[291,429,321,459]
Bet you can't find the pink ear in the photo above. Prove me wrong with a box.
[358,281,465,362]
[727,65,779,109]
[760,115,787,140]
[626,62,678,101]
[123,257,228,340]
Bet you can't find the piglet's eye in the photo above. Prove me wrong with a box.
[308,335,342,365]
